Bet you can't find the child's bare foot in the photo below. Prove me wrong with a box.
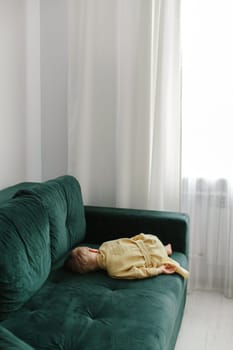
[165,243,172,256]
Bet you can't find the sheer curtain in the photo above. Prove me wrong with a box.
[67,0,181,211]
[181,1,233,297]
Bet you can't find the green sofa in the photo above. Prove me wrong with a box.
[0,175,189,350]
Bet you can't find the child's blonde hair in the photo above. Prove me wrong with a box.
[66,247,97,273]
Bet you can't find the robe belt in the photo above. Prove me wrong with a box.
[135,239,152,267]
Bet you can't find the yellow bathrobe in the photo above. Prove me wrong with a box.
[97,233,189,279]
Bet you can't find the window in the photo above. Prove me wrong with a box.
[181,0,233,180]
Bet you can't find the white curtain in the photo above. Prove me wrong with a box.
[181,1,233,297]
[67,0,181,211]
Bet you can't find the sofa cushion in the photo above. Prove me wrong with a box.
[0,196,51,320]
[15,176,86,266]
[0,325,34,350]
[2,252,188,350]
[0,182,37,206]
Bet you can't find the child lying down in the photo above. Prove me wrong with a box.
[65,233,189,279]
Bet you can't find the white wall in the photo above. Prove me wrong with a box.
[0,0,27,188]
[0,0,68,189]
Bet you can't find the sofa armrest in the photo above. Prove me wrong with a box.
[84,206,189,256]
[0,325,34,350]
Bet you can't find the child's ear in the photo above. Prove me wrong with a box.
[88,248,99,253]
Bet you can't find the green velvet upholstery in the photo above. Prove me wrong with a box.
[0,182,38,205]
[0,325,34,350]
[14,176,86,266]
[0,196,50,321]
[0,175,189,350]
[2,253,187,350]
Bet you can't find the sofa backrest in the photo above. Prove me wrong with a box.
[0,195,51,320]
[15,175,86,265]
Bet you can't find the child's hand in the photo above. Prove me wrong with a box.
[161,264,176,274]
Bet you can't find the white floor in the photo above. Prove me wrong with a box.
[175,291,233,350]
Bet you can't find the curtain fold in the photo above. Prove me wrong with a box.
[67,0,181,211]
[182,178,233,297]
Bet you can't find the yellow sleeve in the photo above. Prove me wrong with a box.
[166,257,189,279]
[173,263,189,279]
[108,265,164,280]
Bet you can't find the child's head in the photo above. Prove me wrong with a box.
[65,247,99,273]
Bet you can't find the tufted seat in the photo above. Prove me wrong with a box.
[2,251,187,350]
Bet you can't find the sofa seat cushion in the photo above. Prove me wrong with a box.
[2,252,187,350]
[0,325,34,350]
